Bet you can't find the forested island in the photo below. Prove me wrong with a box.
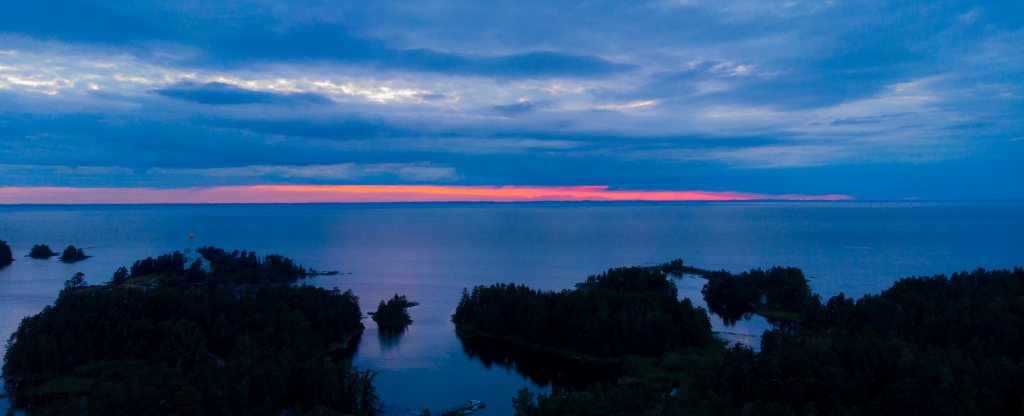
[371,294,417,331]
[0,240,12,267]
[456,262,1024,415]
[454,266,714,358]
[701,266,819,323]
[57,245,89,263]
[3,247,376,416]
[28,244,57,259]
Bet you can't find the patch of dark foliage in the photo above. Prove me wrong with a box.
[371,294,415,332]
[0,240,12,267]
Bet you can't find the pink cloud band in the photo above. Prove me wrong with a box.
[0,185,852,204]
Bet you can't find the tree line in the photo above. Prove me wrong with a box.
[29,244,57,259]
[510,266,1024,415]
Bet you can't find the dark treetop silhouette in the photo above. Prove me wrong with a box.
[0,240,13,267]
[57,245,89,263]
[28,244,57,259]
[371,294,416,332]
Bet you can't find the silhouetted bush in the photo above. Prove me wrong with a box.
[58,245,88,263]
[372,294,415,331]
[0,240,12,267]
[28,244,56,259]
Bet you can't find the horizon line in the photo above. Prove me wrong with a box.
[0,185,853,204]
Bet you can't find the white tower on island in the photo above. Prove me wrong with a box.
[183,232,212,273]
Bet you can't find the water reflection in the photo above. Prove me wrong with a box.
[377,328,406,352]
[457,334,619,389]
[705,301,758,326]
[673,274,772,350]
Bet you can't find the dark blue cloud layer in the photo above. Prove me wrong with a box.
[205,24,632,77]
[1,0,631,79]
[491,100,551,116]
[154,82,333,106]
[2,106,1021,199]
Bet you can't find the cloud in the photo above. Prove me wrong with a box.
[400,137,583,154]
[958,8,981,25]
[214,25,633,78]
[0,0,172,44]
[0,163,137,187]
[491,99,551,116]
[0,161,458,186]
[0,163,133,176]
[154,81,333,106]
[312,81,438,103]
[146,163,459,182]
[596,100,658,111]
[0,2,633,80]
[204,118,409,140]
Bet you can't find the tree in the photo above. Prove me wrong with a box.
[29,244,56,259]
[372,294,414,331]
[64,272,87,290]
[59,245,88,263]
[110,267,129,285]
[513,388,539,416]
[0,240,12,267]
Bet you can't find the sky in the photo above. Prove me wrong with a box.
[0,0,1022,202]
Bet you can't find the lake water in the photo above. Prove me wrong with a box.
[1,202,1023,414]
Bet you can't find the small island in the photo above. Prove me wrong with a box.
[700,266,819,322]
[58,245,90,263]
[3,247,377,415]
[371,294,417,331]
[0,240,13,267]
[454,266,714,358]
[28,244,57,259]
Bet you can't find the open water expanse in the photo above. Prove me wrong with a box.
[1,202,1023,414]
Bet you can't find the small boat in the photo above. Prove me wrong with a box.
[466,400,485,411]
[440,400,487,415]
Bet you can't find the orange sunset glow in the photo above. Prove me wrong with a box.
[0,185,852,204]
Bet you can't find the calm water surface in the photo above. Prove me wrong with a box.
[1,202,1022,414]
